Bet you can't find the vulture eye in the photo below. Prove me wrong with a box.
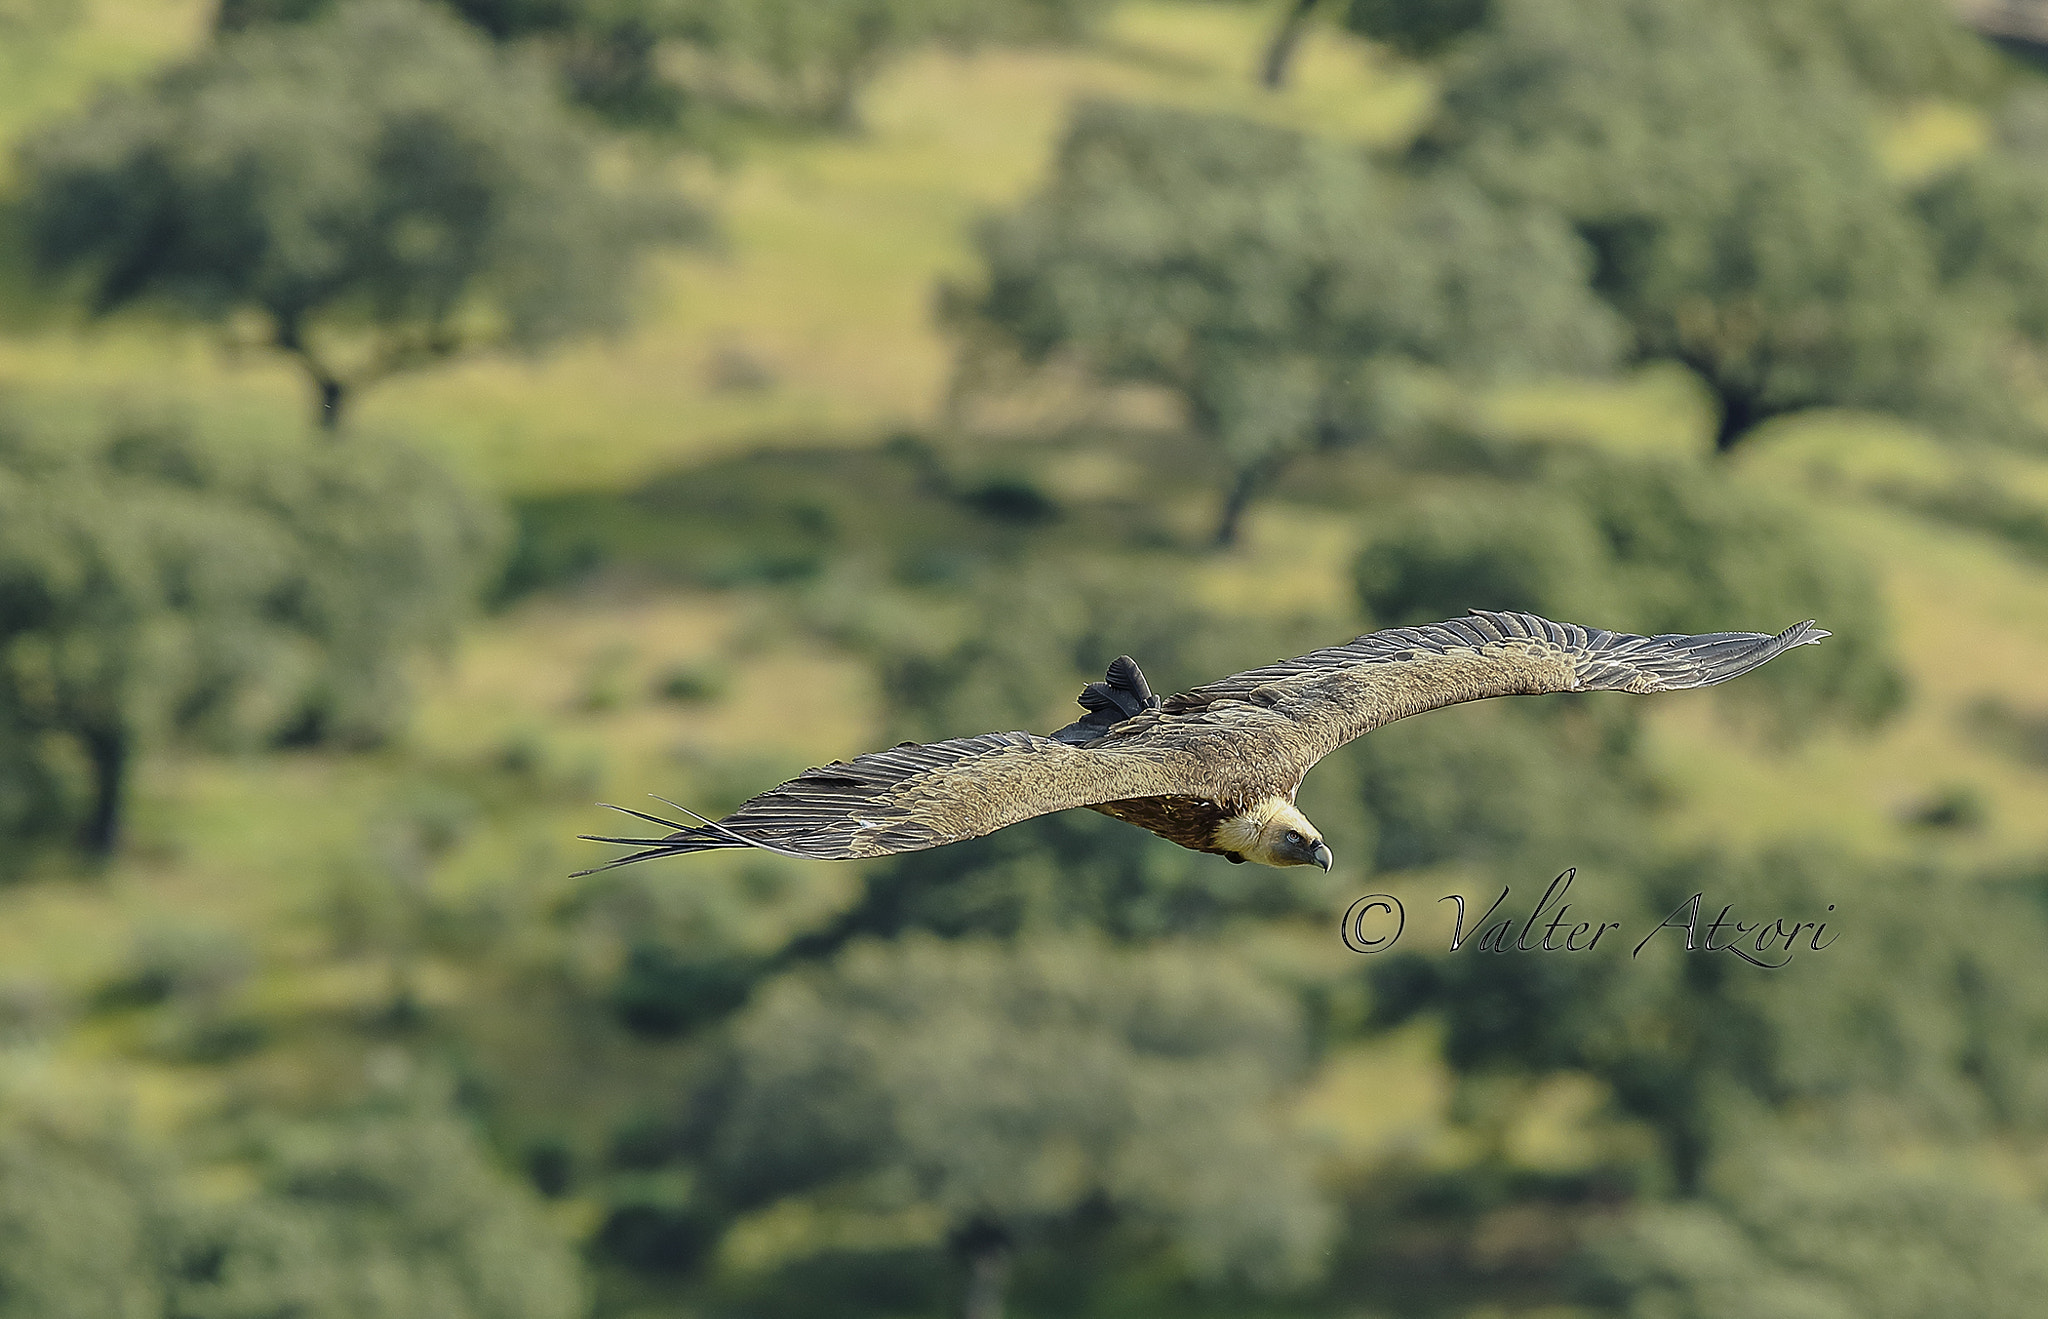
[1283,829,1302,845]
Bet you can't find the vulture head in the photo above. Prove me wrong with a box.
[1215,798,1333,870]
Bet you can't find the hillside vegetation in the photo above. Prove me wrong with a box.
[4,1,2048,1316]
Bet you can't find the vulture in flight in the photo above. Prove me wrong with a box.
[580,610,1826,874]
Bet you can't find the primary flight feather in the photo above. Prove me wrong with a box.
[579,609,1827,874]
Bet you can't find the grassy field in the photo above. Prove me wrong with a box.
[6,0,2048,1293]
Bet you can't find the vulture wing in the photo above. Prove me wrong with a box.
[578,731,1215,873]
[1160,608,1828,777]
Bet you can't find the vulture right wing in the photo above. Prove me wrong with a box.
[1161,609,1828,777]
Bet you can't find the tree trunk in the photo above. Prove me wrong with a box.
[317,375,349,434]
[1214,452,1287,548]
[79,724,129,857]
[1709,381,1781,453]
[951,1218,1013,1319]
[962,1240,1010,1319]
[1670,1120,1707,1196]
[1261,0,1322,88]
[274,316,350,435]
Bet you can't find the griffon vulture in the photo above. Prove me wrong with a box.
[580,609,1825,874]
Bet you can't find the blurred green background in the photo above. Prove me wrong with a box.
[4,0,2048,1315]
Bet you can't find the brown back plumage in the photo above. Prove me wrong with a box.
[578,610,1826,872]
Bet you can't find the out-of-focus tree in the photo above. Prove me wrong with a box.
[0,1116,172,1319]
[0,704,64,870]
[693,935,1331,1318]
[1327,0,1992,99]
[248,429,506,748]
[1915,90,2048,357]
[0,416,501,858]
[0,422,294,858]
[0,1094,583,1318]
[221,0,1098,131]
[21,0,692,432]
[662,0,1096,129]
[1259,0,1488,88]
[1592,1144,2048,1318]
[959,100,1618,543]
[217,0,689,127]
[176,1105,585,1319]
[1369,846,2048,1193]
[1336,0,1487,60]
[1730,0,1995,103]
[1425,0,1994,451]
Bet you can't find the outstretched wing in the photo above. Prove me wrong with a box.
[579,731,1212,872]
[1161,609,1828,776]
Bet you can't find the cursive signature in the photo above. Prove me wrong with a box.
[1342,869,1838,969]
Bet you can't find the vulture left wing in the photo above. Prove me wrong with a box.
[578,731,1214,873]
[1163,609,1827,776]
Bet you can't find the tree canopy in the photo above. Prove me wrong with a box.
[697,935,1332,1318]
[657,0,1095,128]
[1277,0,1991,122]
[20,0,691,431]
[1420,0,2000,449]
[1730,0,1997,103]
[962,99,1618,541]
[220,0,1098,130]
[0,1117,171,1319]
[1594,1144,2048,1319]
[178,1105,585,1319]
[0,1099,581,1319]
[1913,89,2048,358]
[1339,0,1490,59]
[0,413,501,859]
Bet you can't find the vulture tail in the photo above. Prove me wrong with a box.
[1051,654,1163,745]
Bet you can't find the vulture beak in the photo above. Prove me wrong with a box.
[1311,841,1333,872]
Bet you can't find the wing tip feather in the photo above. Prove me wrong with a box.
[575,797,824,874]
[1585,617,1830,692]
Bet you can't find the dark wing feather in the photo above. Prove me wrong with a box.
[1162,609,1827,774]
[579,731,1210,872]
[1051,654,1164,745]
